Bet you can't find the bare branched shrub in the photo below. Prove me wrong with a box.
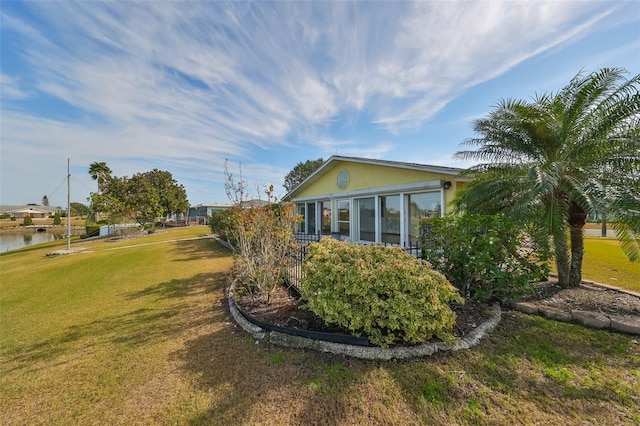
[225,161,300,303]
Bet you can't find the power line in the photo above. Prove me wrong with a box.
[47,175,68,200]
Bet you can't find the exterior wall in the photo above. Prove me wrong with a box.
[295,160,459,213]
[291,160,461,246]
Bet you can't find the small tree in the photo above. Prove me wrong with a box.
[22,216,33,226]
[53,212,62,225]
[225,162,300,303]
[90,169,189,229]
[42,195,49,206]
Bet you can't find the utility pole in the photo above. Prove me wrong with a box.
[67,158,71,251]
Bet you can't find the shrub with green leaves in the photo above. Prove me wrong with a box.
[300,238,463,348]
[420,214,550,302]
[209,209,236,243]
[22,216,33,226]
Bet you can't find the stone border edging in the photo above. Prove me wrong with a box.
[227,280,501,360]
[513,301,640,335]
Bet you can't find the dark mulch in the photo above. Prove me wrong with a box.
[234,279,640,343]
[520,279,640,317]
[234,286,495,339]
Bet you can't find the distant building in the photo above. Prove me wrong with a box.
[0,205,58,219]
[188,203,231,225]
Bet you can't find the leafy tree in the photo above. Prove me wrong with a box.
[88,162,112,222]
[91,169,189,228]
[70,202,90,217]
[42,195,49,206]
[53,212,62,225]
[283,158,324,193]
[454,68,640,288]
[141,169,189,222]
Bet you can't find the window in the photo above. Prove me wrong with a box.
[357,197,375,242]
[296,203,306,233]
[337,199,350,237]
[321,200,331,235]
[307,203,316,234]
[381,195,400,244]
[408,192,441,245]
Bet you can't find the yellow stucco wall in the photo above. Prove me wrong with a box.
[295,160,461,212]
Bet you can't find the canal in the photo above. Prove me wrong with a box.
[0,227,85,252]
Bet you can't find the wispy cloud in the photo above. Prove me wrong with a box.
[1,1,635,204]
[0,73,29,100]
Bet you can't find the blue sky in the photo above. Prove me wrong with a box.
[1,1,639,207]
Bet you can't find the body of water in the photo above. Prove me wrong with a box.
[0,228,83,252]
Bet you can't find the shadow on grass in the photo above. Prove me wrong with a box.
[173,271,387,424]
[386,311,640,424]
[170,238,231,262]
[125,271,230,302]
[3,270,227,374]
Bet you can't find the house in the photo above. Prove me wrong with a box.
[284,156,464,246]
[0,205,58,219]
[187,203,230,225]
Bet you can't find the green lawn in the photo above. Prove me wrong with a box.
[581,236,640,293]
[1,228,638,424]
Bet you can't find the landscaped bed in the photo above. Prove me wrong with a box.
[234,285,496,342]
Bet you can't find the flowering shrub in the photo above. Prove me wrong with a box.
[300,238,463,348]
[420,214,550,301]
[224,163,300,304]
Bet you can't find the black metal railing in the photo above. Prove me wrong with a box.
[293,231,321,244]
[284,234,423,292]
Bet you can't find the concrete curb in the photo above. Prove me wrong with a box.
[228,281,501,360]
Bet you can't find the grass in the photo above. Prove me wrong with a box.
[581,236,640,293]
[1,227,639,424]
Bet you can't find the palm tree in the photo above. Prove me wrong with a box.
[88,162,112,222]
[454,68,640,288]
[88,162,112,194]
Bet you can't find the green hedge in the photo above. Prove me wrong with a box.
[84,225,101,238]
[300,238,463,348]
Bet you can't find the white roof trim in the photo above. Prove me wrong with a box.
[284,155,463,200]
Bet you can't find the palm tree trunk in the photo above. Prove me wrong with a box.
[568,205,587,287]
[553,226,570,287]
[569,225,584,287]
